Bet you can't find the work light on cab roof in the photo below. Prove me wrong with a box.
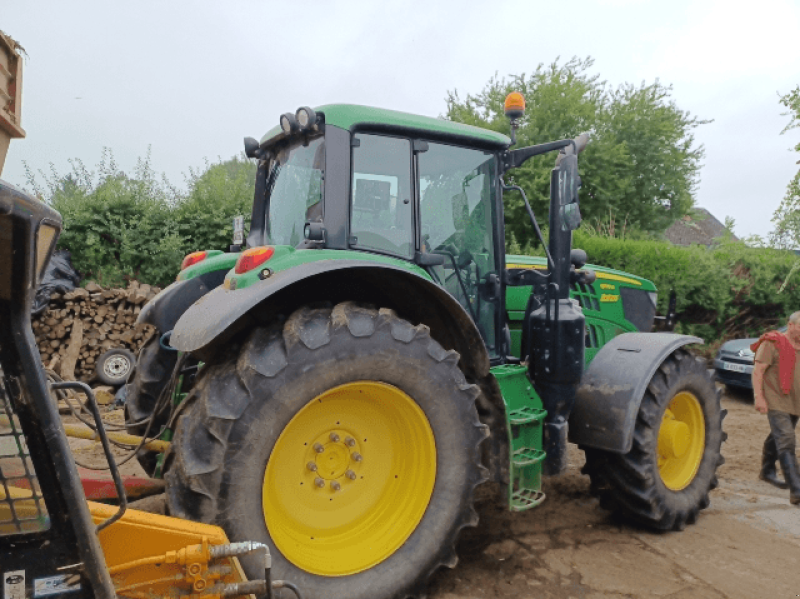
[295,106,317,130]
[279,112,299,135]
[234,246,275,274]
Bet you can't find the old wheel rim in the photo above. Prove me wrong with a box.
[104,355,131,379]
[657,391,705,491]
[263,381,437,576]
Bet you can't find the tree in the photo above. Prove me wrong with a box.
[769,86,800,249]
[445,57,709,248]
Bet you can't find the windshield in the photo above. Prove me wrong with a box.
[266,136,324,246]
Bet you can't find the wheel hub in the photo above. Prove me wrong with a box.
[657,391,705,491]
[658,412,691,459]
[310,431,361,482]
[104,356,131,378]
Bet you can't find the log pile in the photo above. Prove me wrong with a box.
[31,281,161,381]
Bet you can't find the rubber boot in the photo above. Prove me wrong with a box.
[760,436,788,489]
[777,452,800,505]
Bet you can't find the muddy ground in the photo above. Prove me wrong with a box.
[70,386,799,599]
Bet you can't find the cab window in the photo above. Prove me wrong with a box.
[350,134,413,258]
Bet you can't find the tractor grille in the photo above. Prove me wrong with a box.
[570,283,600,312]
[0,376,49,535]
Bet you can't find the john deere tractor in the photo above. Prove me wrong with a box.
[125,97,724,599]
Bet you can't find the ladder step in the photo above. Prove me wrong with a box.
[508,407,546,425]
[510,489,546,512]
[512,447,546,467]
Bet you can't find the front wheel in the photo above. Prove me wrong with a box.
[166,303,488,599]
[583,349,725,530]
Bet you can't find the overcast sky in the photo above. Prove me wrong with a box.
[4,0,799,240]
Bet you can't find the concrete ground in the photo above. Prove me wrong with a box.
[428,386,800,599]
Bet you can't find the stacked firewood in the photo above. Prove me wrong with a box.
[31,281,160,381]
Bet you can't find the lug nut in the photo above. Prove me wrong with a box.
[345,437,356,447]
[314,477,325,488]
[352,452,363,463]
[313,443,325,453]
[307,462,318,472]
[346,469,357,480]
[329,432,340,443]
[331,481,341,491]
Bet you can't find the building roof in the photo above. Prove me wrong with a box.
[664,208,738,246]
[260,104,511,148]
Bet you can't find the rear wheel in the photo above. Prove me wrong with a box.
[583,349,725,530]
[124,334,177,474]
[166,303,488,599]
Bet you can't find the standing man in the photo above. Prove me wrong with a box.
[752,312,800,505]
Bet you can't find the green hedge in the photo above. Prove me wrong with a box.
[46,156,256,288]
[569,232,800,348]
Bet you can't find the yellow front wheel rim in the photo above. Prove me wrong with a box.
[263,381,437,576]
[657,391,705,491]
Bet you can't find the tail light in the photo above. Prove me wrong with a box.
[235,246,275,274]
[181,251,208,270]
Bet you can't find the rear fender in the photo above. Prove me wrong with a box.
[569,332,703,453]
[137,269,227,333]
[170,260,491,380]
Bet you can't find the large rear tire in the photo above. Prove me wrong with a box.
[124,334,177,474]
[166,303,488,599]
[582,349,725,530]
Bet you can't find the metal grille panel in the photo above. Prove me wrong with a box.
[0,374,50,535]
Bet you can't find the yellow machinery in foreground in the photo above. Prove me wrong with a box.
[0,179,302,599]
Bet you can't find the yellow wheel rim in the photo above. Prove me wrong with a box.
[263,381,437,576]
[657,391,705,491]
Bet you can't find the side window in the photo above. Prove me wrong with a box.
[350,134,413,258]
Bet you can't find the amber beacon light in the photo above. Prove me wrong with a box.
[504,92,526,120]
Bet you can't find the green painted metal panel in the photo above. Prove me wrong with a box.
[492,364,547,512]
[227,246,433,290]
[505,255,654,364]
[260,104,511,148]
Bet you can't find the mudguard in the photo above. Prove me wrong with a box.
[136,269,227,333]
[170,259,491,379]
[569,332,703,454]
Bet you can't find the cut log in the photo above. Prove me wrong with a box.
[60,318,84,381]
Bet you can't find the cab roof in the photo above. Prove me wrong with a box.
[259,104,511,149]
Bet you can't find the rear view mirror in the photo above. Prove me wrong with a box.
[555,153,582,231]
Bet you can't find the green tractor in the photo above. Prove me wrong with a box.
[124,98,724,599]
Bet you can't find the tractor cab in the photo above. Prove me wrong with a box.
[241,104,559,360]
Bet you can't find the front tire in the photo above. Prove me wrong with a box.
[166,303,488,599]
[583,349,725,530]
